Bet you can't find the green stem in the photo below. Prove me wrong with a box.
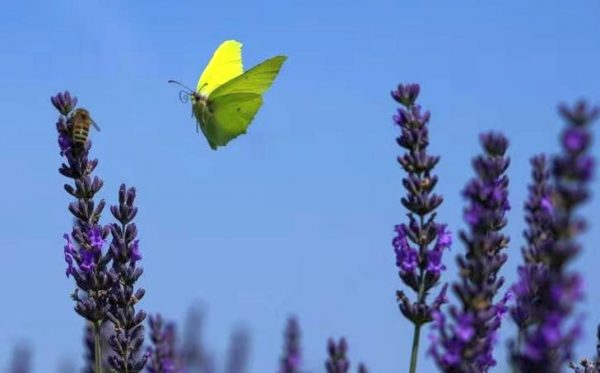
[93,321,103,373]
[409,323,422,373]
[408,214,428,373]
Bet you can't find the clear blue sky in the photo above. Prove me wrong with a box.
[0,0,599,371]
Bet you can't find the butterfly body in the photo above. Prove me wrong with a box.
[191,93,210,126]
[171,40,286,150]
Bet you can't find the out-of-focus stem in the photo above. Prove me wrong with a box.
[409,323,422,373]
[94,321,102,373]
[408,213,427,373]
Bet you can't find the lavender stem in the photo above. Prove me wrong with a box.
[409,323,421,373]
[94,321,102,373]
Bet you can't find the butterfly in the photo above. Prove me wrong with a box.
[169,40,287,150]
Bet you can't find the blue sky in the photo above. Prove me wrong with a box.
[0,0,599,371]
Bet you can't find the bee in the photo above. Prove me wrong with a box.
[70,108,100,145]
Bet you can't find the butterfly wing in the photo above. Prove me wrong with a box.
[197,40,244,96]
[203,93,263,149]
[209,55,287,99]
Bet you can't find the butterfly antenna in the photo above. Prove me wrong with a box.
[168,80,198,103]
[168,80,194,93]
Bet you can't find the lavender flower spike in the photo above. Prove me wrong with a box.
[8,344,31,373]
[51,90,78,116]
[106,184,148,372]
[147,314,182,373]
[325,338,350,373]
[181,307,215,373]
[430,132,511,372]
[53,91,113,373]
[279,316,302,373]
[509,155,553,342]
[512,101,597,372]
[224,328,251,373]
[391,83,450,373]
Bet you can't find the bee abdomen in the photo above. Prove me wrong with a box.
[72,122,91,145]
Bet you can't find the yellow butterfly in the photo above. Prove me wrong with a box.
[170,40,287,150]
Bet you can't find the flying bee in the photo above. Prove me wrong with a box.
[69,108,100,145]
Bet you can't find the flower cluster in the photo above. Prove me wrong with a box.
[391,84,450,327]
[323,337,369,373]
[53,91,148,373]
[147,314,181,373]
[391,83,451,373]
[106,184,148,372]
[53,91,114,326]
[508,155,554,351]
[224,328,250,373]
[430,133,511,372]
[41,86,599,373]
[279,316,302,373]
[512,102,598,372]
[325,338,349,373]
[8,345,31,373]
[180,308,216,373]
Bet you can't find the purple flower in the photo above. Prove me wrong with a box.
[147,314,183,373]
[106,184,148,372]
[63,233,76,277]
[430,132,511,372]
[52,92,147,372]
[393,226,418,274]
[53,91,113,325]
[224,328,250,373]
[390,84,450,373]
[325,338,350,373]
[58,130,71,156]
[280,316,302,373]
[51,90,78,116]
[391,83,420,107]
[511,101,597,372]
[131,239,142,263]
[180,307,216,373]
[88,225,105,250]
[8,344,31,373]
[509,155,554,341]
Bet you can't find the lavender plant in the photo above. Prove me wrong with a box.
[106,184,148,372]
[54,91,147,373]
[596,326,600,366]
[323,338,368,373]
[83,323,95,373]
[147,314,182,373]
[511,101,597,372]
[224,328,250,373]
[38,87,596,373]
[509,154,553,348]
[429,132,511,372]
[181,308,215,373]
[8,345,31,373]
[83,321,112,373]
[279,316,302,373]
[325,338,349,373]
[53,91,115,373]
[390,83,450,373]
